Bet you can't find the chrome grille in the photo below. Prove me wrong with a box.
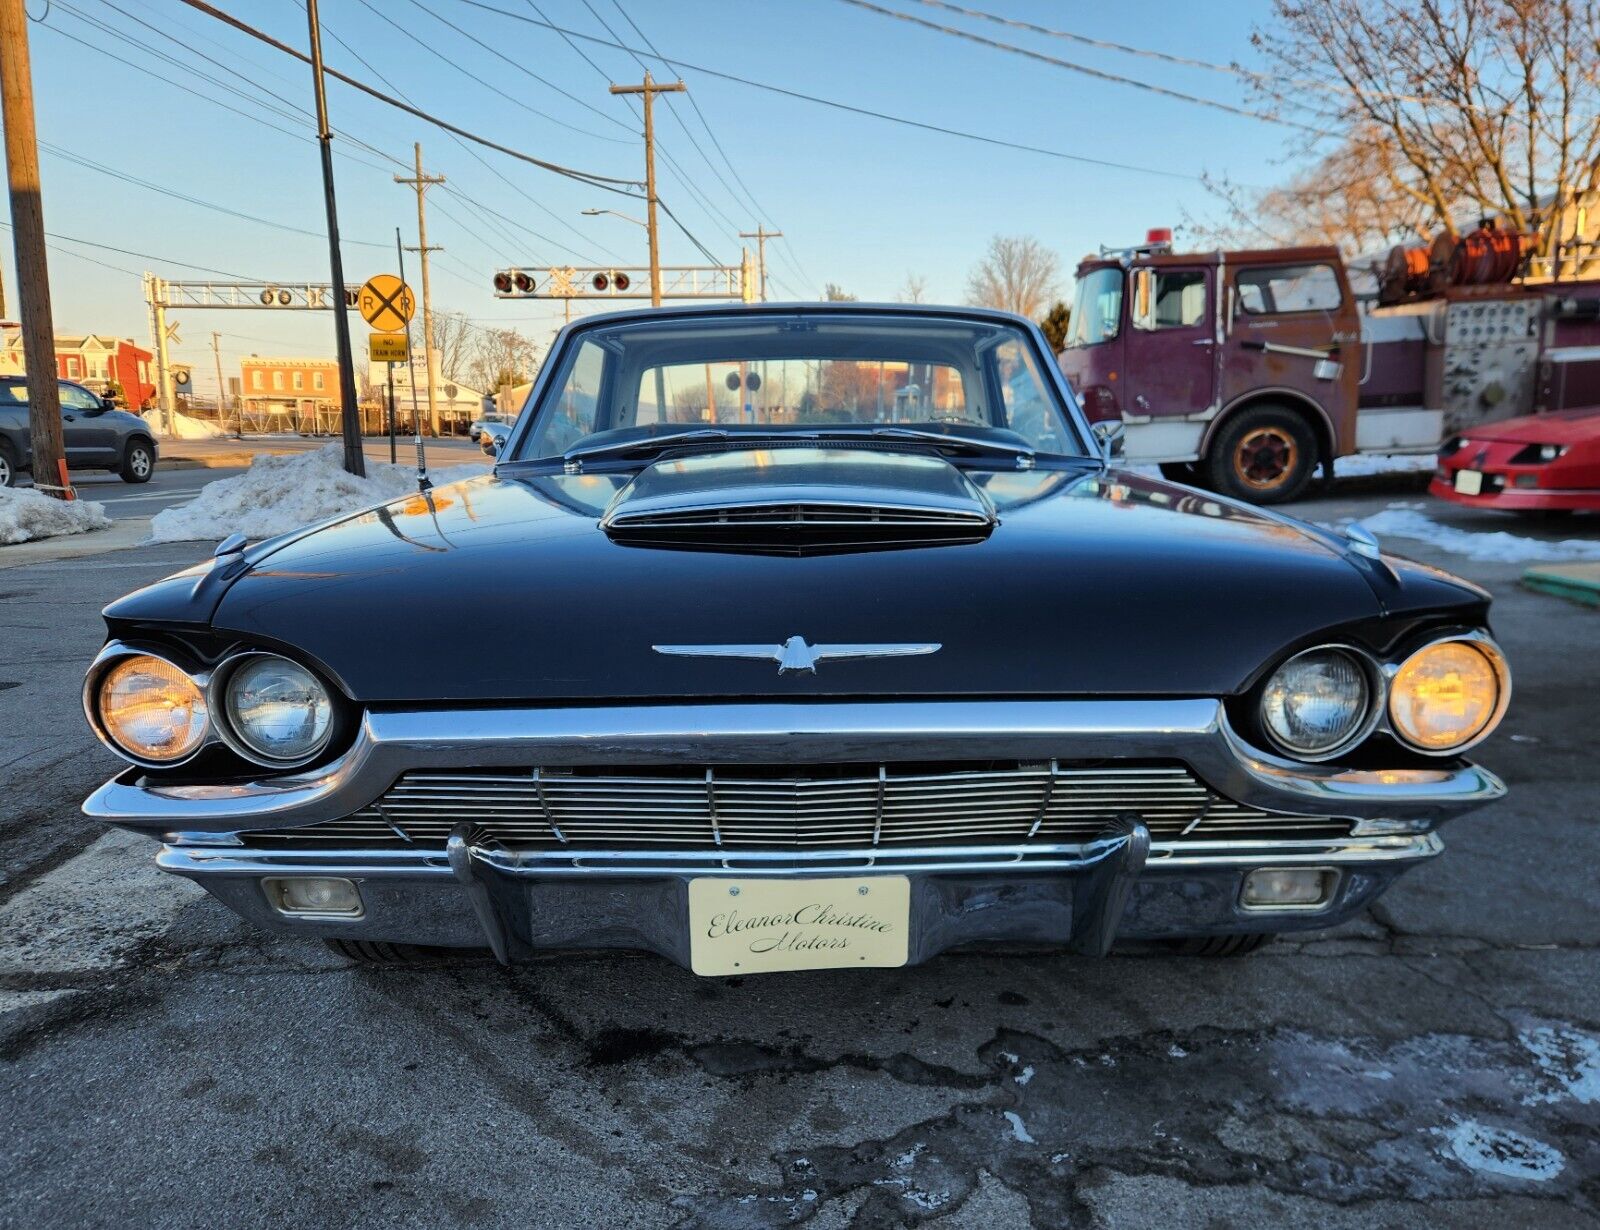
[253,762,1351,848]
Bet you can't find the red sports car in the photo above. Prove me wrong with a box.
[1432,408,1600,512]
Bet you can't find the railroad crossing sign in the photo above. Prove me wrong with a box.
[369,332,410,363]
[358,274,415,331]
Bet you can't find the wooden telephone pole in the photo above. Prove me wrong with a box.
[1,0,68,496]
[609,72,685,307]
[395,143,445,436]
[739,227,783,302]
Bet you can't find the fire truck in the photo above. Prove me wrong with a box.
[1056,225,1600,503]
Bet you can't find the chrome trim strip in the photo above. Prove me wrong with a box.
[155,831,1445,880]
[85,700,1506,831]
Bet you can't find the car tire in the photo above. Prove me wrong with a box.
[119,438,155,484]
[324,938,437,964]
[1205,405,1318,504]
[0,441,16,488]
[1165,932,1275,957]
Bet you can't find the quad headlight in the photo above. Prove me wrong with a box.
[221,654,334,765]
[93,654,209,764]
[1388,638,1508,753]
[1259,647,1373,758]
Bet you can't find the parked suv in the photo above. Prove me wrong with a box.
[0,377,158,487]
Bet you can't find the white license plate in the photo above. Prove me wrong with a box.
[1454,468,1484,495]
[687,876,910,976]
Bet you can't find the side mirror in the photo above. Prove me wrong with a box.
[1092,420,1126,460]
[99,394,117,411]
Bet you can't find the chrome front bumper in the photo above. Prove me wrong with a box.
[83,699,1501,965]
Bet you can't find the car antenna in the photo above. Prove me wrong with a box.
[396,227,431,492]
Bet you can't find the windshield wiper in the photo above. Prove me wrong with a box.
[562,428,730,466]
[867,425,1036,459]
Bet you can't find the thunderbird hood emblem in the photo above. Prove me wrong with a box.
[653,635,941,674]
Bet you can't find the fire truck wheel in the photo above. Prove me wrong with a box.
[1207,406,1318,504]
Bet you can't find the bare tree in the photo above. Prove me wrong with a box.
[965,235,1061,318]
[468,327,540,395]
[899,273,929,303]
[415,310,476,386]
[1221,0,1600,273]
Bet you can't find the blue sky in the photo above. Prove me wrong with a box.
[5,0,1298,399]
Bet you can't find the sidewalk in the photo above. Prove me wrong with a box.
[157,434,486,471]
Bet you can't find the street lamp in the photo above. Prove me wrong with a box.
[581,207,647,229]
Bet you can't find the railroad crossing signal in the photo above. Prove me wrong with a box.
[368,332,409,362]
[358,274,415,332]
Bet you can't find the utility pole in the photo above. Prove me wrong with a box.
[304,0,364,476]
[395,143,444,436]
[1,0,68,497]
[143,273,176,434]
[739,227,783,302]
[210,330,235,438]
[609,72,685,307]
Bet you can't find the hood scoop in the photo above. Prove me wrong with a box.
[601,447,996,556]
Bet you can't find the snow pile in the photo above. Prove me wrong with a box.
[0,486,111,545]
[149,444,488,544]
[166,411,228,440]
[1335,453,1437,478]
[1351,503,1600,563]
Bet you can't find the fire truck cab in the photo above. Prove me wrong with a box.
[1058,227,1600,503]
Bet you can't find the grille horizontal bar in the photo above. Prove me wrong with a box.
[250,761,1350,849]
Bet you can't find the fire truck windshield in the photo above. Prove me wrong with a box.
[1065,266,1123,347]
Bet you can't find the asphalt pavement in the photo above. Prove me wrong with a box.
[1,481,1597,1229]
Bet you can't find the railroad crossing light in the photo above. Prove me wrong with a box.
[513,271,535,294]
[277,289,292,306]
[613,271,631,292]
[343,288,359,307]
[592,272,610,292]
[493,271,513,294]
[260,288,276,306]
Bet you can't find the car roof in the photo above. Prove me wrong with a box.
[561,300,1044,331]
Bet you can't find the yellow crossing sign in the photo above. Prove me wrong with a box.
[358,274,415,332]
[369,332,410,363]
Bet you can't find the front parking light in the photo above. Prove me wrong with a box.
[263,877,363,918]
[1241,868,1337,910]
[1388,638,1509,753]
[94,654,208,764]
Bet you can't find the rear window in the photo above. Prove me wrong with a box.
[1236,264,1342,315]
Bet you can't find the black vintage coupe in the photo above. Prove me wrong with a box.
[82,305,1509,974]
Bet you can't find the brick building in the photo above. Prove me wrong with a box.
[0,330,155,406]
[239,356,341,432]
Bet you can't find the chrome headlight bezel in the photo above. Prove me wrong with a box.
[85,642,345,772]
[212,651,337,769]
[1257,644,1382,762]
[1385,631,1511,756]
[82,645,212,769]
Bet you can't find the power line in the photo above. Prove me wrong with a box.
[0,220,260,278]
[902,0,1473,113]
[38,140,392,252]
[835,0,1326,134]
[345,0,630,144]
[175,0,644,192]
[457,0,1209,182]
[606,0,811,292]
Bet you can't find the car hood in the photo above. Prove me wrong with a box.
[1463,407,1600,445]
[155,456,1485,704]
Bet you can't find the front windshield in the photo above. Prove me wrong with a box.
[514,313,1086,461]
[1065,266,1123,347]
